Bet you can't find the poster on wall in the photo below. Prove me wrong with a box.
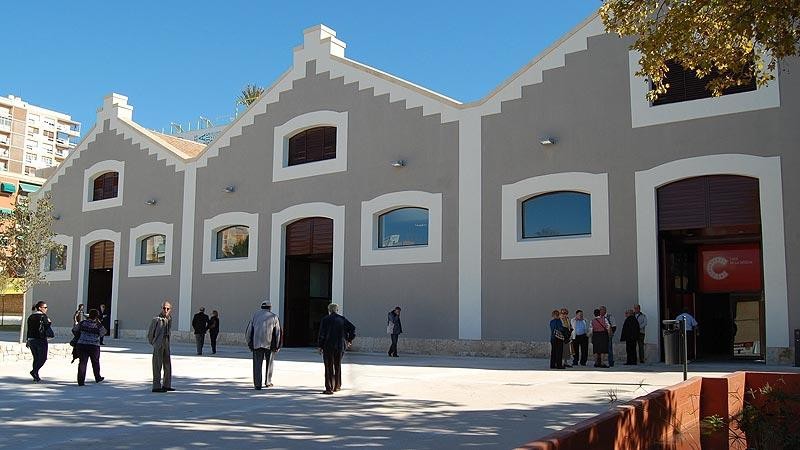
[698,244,762,293]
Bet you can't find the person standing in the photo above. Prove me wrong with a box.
[208,310,220,355]
[148,301,174,393]
[317,303,356,394]
[245,301,282,390]
[591,308,611,368]
[73,304,85,324]
[192,307,210,355]
[99,304,110,345]
[633,304,647,363]
[620,309,641,365]
[549,310,567,369]
[570,310,590,366]
[26,301,53,382]
[73,309,106,385]
[676,308,699,360]
[559,308,573,368]
[387,306,402,357]
[600,306,617,367]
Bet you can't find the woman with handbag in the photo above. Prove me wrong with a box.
[549,309,567,369]
[26,301,54,382]
[559,308,573,368]
[72,309,106,386]
[387,306,402,357]
[591,308,611,368]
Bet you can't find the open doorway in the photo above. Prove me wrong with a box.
[87,240,113,336]
[283,217,333,347]
[657,175,764,361]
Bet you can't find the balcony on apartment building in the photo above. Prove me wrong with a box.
[55,131,77,148]
[0,116,11,132]
[56,122,81,136]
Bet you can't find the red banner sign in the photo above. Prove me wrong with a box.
[698,244,762,293]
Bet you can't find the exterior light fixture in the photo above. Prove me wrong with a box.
[223,185,236,193]
[52,214,61,221]
[390,160,406,168]
[144,199,157,206]
[539,137,556,146]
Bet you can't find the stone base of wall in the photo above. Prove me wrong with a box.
[50,327,796,364]
[0,341,72,363]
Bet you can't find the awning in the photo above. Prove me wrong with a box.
[0,182,15,194]
[0,208,12,215]
[18,182,41,193]
[1,278,24,295]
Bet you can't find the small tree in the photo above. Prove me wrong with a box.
[600,1,800,101]
[0,193,56,341]
[236,84,265,107]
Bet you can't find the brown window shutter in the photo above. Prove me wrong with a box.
[310,217,333,254]
[89,241,114,269]
[707,175,760,227]
[657,177,708,230]
[286,219,312,256]
[287,127,337,166]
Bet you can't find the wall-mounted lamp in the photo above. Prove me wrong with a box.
[390,160,406,168]
[539,137,556,146]
[222,185,236,193]
[51,214,61,221]
[144,199,157,206]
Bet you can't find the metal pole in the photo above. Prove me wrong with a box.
[679,318,688,381]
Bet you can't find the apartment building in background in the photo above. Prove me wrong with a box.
[0,94,80,210]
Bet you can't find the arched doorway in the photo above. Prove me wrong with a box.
[87,240,114,319]
[283,217,333,346]
[657,175,764,360]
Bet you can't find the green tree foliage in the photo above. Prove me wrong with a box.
[0,193,56,310]
[600,1,800,100]
[236,84,266,107]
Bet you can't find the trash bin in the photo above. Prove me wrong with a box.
[662,320,681,364]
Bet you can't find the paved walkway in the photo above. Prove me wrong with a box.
[1,335,797,449]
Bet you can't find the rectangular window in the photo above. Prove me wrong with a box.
[47,245,68,271]
[42,143,53,153]
[25,153,37,163]
[41,157,53,166]
[43,130,55,139]
[25,166,36,176]
[27,114,39,124]
[653,60,757,106]
[43,117,56,127]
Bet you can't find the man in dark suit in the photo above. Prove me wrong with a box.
[192,307,210,355]
[317,303,355,395]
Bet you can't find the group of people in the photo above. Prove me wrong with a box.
[191,307,220,355]
[549,304,648,369]
[149,299,356,395]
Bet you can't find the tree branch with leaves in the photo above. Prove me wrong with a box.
[600,0,800,101]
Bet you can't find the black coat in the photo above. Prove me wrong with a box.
[388,311,402,335]
[192,312,209,334]
[317,313,356,354]
[620,315,641,342]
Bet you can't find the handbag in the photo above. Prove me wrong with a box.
[386,322,394,335]
[553,328,565,341]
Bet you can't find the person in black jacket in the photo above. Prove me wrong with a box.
[208,310,220,354]
[387,306,402,357]
[192,307,210,355]
[620,309,641,365]
[317,303,355,395]
[26,301,53,382]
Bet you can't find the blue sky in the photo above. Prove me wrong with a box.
[3,1,601,134]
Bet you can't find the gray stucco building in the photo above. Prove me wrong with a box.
[33,16,799,362]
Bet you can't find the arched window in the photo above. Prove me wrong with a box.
[46,245,67,271]
[378,207,429,248]
[522,191,591,239]
[92,172,119,201]
[140,234,166,265]
[216,226,249,259]
[288,126,336,166]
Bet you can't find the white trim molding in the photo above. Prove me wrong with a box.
[628,51,781,128]
[270,202,345,321]
[128,222,174,278]
[82,160,125,212]
[501,172,610,259]
[360,191,442,266]
[635,154,788,348]
[77,229,121,332]
[272,110,348,182]
[201,212,259,274]
[44,234,73,282]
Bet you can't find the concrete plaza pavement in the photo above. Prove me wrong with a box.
[1,335,798,449]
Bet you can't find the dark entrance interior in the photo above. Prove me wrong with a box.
[283,217,333,347]
[657,175,765,361]
[87,241,114,314]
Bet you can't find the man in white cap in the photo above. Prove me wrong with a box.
[245,300,282,390]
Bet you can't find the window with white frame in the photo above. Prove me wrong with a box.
[202,212,259,274]
[501,172,609,259]
[44,234,72,282]
[273,111,348,182]
[361,191,442,266]
[82,160,124,212]
[128,222,173,278]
